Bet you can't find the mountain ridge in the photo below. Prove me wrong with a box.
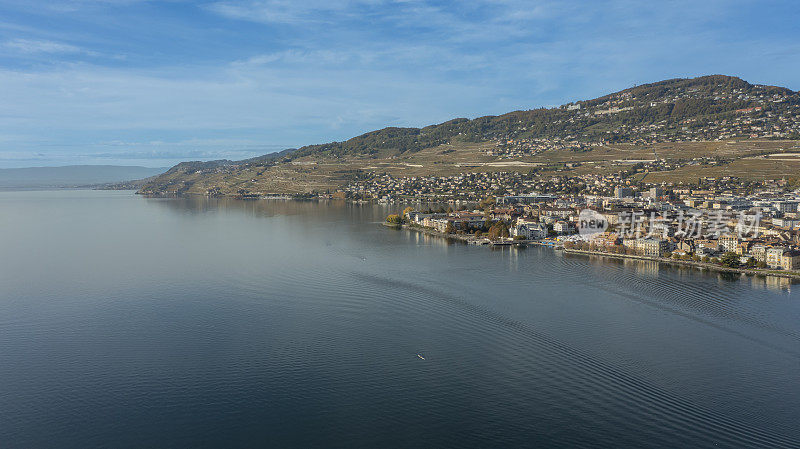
[139,75,800,197]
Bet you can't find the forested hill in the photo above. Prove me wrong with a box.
[282,75,799,159]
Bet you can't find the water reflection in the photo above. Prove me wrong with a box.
[750,274,794,293]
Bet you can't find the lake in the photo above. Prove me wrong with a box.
[1,190,799,448]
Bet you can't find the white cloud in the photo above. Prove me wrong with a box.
[3,38,92,55]
[205,0,373,24]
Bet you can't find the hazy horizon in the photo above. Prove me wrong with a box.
[0,164,168,187]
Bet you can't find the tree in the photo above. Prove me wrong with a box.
[478,196,496,210]
[720,252,740,268]
[444,222,456,234]
[487,222,510,240]
[402,206,414,218]
[386,214,402,225]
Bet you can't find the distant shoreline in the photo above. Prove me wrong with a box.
[0,186,135,192]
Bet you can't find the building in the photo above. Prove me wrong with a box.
[429,218,452,233]
[512,219,547,239]
[736,239,757,255]
[648,187,664,198]
[540,207,573,219]
[614,186,634,198]
[766,246,790,269]
[496,194,557,205]
[623,238,670,257]
[719,234,739,253]
[601,212,622,225]
[640,238,670,257]
[775,201,799,214]
[773,217,800,228]
[489,208,518,221]
[412,213,447,226]
[591,232,621,247]
[750,244,768,262]
[650,221,675,237]
[450,211,485,230]
[676,239,695,254]
[780,250,800,270]
[553,221,575,235]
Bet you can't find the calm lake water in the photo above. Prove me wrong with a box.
[1,190,799,448]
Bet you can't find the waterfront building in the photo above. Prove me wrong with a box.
[766,246,790,269]
[513,219,547,239]
[624,238,670,257]
[781,250,800,270]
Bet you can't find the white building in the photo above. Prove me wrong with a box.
[513,219,547,239]
[553,221,575,235]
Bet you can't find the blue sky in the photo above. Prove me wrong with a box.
[0,0,799,168]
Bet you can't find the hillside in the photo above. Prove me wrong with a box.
[139,75,800,197]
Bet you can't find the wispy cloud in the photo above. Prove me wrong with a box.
[205,0,380,24]
[3,38,94,55]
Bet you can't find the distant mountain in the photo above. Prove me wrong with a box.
[0,165,168,189]
[158,148,295,176]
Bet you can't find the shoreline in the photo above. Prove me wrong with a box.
[562,248,800,280]
[390,222,523,246]
[391,222,800,281]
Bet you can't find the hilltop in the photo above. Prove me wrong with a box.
[139,75,800,197]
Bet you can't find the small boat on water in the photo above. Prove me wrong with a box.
[417,354,426,360]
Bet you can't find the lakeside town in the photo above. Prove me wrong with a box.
[384,180,800,277]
